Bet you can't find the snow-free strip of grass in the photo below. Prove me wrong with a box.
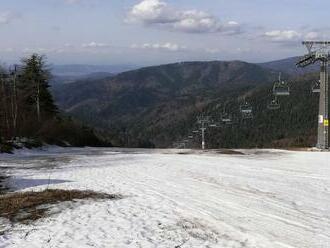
[0,189,122,225]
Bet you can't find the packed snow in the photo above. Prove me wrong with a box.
[0,148,330,248]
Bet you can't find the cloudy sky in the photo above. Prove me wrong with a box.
[1,0,329,65]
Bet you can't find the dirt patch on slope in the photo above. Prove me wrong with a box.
[0,189,122,224]
[0,175,9,195]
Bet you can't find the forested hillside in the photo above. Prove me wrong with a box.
[51,59,328,149]
[2,57,321,150]
[202,73,321,148]
[0,54,107,152]
[259,57,319,76]
[49,61,270,147]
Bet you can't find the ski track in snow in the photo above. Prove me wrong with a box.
[0,148,329,248]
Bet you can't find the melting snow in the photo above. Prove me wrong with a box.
[0,148,329,248]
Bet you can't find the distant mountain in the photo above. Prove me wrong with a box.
[259,57,319,76]
[51,59,327,148]
[51,64,137,77]
[82,72,115,80]
[50,72,115,85]
[51,60,279,147]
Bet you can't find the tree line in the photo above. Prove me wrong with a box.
[0,54,57,140]
[0,54,107,152]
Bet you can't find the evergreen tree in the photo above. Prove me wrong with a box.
[1,54,104,151]
[19,54,57,123]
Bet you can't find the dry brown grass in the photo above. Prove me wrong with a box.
[0,189,121,224]
[0,175,8,194]
[215,149,245,155]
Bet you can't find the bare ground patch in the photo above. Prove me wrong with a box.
[214,149,245,155]
[175,149,245,155]
[0,175,9,195]
[0,189,122,225]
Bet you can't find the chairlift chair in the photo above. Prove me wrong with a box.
[221,102,233,124]
[312,80,321,93]
[221,114,233,124]
[272,73,290,96]
[267,98,280,110]
[273,81,290,96]
[240,102,253,119]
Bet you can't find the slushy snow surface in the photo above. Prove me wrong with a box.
[0,148,330,248]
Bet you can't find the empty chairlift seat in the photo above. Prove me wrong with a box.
[240,102,253,119]
[221,114,233,124]
[267,98,280,110]
[312,80,321,93]
[273,80,290,96]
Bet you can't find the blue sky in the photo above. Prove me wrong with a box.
[1,0,329,65]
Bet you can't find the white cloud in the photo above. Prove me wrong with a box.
[127,0,177,24]
[0,11,17,25]
[264,30,323,44]
[131,42,186,52]
[173,10,220,33]
[264,30,301,42]
[304,31,320,40]
[127,0,241,34]
[22,47,62,54]
[81,42,110,48]
[204,46,251,54]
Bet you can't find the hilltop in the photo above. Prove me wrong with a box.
[52,60,281,147]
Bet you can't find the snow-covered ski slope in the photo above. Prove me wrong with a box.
[0,148,330,248]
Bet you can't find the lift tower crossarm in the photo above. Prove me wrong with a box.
[302,41,330,45]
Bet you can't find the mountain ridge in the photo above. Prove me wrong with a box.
[259,56,319,75]
[51,64,137,77]
[52,60,282,147]
[51,58,326,148]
